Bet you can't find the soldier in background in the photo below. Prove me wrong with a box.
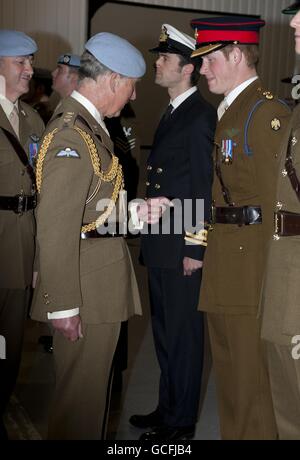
[0,30,44,439]
[261,0,300,440]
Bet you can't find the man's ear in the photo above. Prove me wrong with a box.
[109,72,120,93]
[231,47,242,65]
[182,63,194,78]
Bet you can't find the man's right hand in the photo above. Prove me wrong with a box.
[137,197,173,224]
[51,315,83,342]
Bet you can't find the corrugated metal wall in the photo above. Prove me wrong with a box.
[117,0,296,98]
[0,0,88,70]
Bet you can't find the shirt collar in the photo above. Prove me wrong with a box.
[225,76,258,108]
[170,86,197,111]
[0,94,18,119]
[70,90,110,137]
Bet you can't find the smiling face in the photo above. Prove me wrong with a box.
[0,55,34,102]
[200,49,237,96]
[290,10,300,54]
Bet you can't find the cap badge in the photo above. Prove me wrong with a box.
[271,118,281,131]
[63,55,71,64]
[160,26,169,43]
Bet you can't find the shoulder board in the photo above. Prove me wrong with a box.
[243,91,290,156]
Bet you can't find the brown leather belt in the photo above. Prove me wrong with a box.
[0,194,36,213]
[211,205,262,225]
[274,210,300,236]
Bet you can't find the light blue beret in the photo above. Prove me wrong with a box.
[85,32,146,78]
[0,30,37,56]
[57,54,81,68]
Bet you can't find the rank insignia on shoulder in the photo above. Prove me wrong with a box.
[56,148,80,158]
[271,118,281,131]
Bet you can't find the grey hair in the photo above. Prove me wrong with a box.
[78,50,113,82]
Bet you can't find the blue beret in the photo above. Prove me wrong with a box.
[85,32,146,78]
[282,1,300,14]
[57,54,81,68]
[0,30,37,56]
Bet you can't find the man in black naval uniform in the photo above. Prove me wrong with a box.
[130,24,216,441]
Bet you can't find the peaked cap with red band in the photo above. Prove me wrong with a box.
[190,16,265,58]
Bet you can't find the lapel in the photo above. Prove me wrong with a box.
[153,91,199,147]
[0,104,17,137]
[18,101,34,147]
[218,79,261,129]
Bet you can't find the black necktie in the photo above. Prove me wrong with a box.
[161,104,173,123]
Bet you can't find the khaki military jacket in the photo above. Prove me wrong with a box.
[0,101,44,289]
[261,104,300,345]
[30,97,141,324]
[199,79,291,314]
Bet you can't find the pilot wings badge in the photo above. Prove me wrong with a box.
[56,148,80,159]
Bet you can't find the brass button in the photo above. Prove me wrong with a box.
[282,169,288,177]
[147,165,152,171]
[239,246,244,251]
[276,201,283,210]
[146,181,150,186]
[43,293,49,299]
[157,168,163,174]
[155,184,161,190]
[45,300,50,305]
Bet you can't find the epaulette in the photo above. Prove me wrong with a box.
[243,88,290,156]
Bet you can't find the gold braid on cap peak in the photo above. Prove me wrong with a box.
[36,126,124,233]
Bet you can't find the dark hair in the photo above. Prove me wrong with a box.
[177,54,202,86]
[221,44,259,69]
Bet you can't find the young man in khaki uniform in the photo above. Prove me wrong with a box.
[261,0,300,440]
[30,33,145,440]
[0,30,44,439]
[190,17,291,439]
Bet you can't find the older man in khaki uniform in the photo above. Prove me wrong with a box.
[0,30,44,439]
[30,33,145,440]
[261,0,300,440]
[190,17,291,439]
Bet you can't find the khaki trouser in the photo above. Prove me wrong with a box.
[267,341,300,440]
[48,322,120,440]
[207,313,277,440]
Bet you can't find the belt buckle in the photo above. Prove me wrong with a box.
[16,193,26,215]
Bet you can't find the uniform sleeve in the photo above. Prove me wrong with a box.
[250,99,291,247]
[36,127,93,313]
[183,106,217,261]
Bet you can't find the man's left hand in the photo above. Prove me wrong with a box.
[183,257,203,276]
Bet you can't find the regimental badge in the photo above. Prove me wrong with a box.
[30,133,40,143]
[271,118,281,131]
[63,55,71,64]
[221,139,234,164]
[160,26,168,42]
[56,148,80,158]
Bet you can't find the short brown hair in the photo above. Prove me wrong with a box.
[221,44,259,69]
